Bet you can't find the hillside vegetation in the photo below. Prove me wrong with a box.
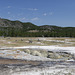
[0,18,75,37]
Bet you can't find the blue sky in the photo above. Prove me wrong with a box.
[0,0,75,27]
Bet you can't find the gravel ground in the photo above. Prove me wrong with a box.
[0,37,75,75]
[0,60,75,75]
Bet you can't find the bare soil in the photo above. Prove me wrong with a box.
[0,58,41,65]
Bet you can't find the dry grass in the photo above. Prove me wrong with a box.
[0,37,75,47]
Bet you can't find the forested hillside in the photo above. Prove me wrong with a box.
[0,18,75,37]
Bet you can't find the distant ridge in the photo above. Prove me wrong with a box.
[0,18,75,37]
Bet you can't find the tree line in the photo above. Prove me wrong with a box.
[0,27,75,37]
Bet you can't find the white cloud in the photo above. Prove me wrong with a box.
[7,6,11,8]
[19,17,26,21]
[20,8,38,11]
[19,17,39,22]
[18,17,29,22]
[12,16,15,18]
[8,12,10,14]
[31,17,39,21]
[43,12,54,16]
[43,13,47,16]
[28,8,38,11]
[49,12,53,15]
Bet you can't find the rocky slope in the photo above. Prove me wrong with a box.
[0,18,75,31]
